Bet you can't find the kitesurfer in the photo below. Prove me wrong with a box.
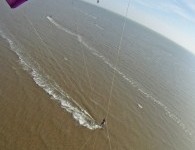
[100,118,106,127]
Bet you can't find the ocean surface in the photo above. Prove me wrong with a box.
[0,0,195,149]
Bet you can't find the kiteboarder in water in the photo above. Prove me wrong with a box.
[100,118,106,127]
[97,0,99,3]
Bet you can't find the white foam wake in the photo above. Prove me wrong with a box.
[47,16,78,37]
[95,24,104,30]
[0,29,101,130]
[137,103,143,109]
[46,17,193,137]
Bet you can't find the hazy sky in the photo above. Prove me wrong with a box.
[82,0,195,55]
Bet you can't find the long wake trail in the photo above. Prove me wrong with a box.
[0,28,100,130]
[46,16,193,137]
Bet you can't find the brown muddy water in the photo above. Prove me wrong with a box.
[0,0,195,149]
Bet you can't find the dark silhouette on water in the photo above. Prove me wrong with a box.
[100,118,106,127]
[97,0,99,3]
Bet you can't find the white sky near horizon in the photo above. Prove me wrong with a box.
[82,0,195,55]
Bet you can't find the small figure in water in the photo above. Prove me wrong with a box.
[97,0,99,3]
[100,118,106,127]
